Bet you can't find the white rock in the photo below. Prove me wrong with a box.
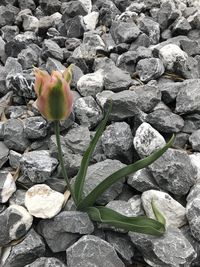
[22,15,39,31]
[25,184,65,219]
[0,171,16,203]
[83,11,99,31]
[8,205,33,240]
[79,0,92,13]
[159,44,188,71]
[133,122,166,158]
[189,153,200,180]
[77,70,104,97]
[142,190,187,228]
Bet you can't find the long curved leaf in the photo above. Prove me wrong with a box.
[74,102,112,203]
[86,206,165,236]
[77,135,174,209]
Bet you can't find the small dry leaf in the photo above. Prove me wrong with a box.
[62,190,71,207]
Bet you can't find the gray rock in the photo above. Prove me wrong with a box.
[18,45,40,70]
[106,231,135,265]
[18,0,36,11]
[37,15,53,36]
[83,11,99,31]
[175,79,200,114]
[46,57,65,73]
[0,204,33,247]
[24,116,48,139]
[173,132,189,149]
[22,15,39,31]
[138,17,160,45]
[77,70,104,97]
[110,21,140,44]
[9,150,22,169]
[5,57,23,76]
[4,119,30,153]
[182,113,200,133]
[20,150,58,183]
[158,81,182,104]
[180,39,200,57]
[9,189,26,207]
[66,235,125,267]
[0,66,7,94]
[65,16,85,38]
[129,226,196,267]
[101,122,133,164]
[133,122,166,158]
[96,90,115,108]
[104,90,140,121]
[172,16,192,35]
[61,1,88,19]
[136,58,165,82]
[0,4,19,27]
[116,51,137,74]
[1,25,19,43]
[146,109,184,133]
[37,211,94,252]
[189,129,200,152]
[174,56,199,79]
[40,0,61,15]
[0,142,9,168]
[64,125,90,155]
[80,159,125,205]
[3,229,45,267]
[130,82,161,112]
[42,39,63,61]
[74,96,103,129]
[25,257,67,267]
[0,171,16,203]
[186,197,200,242]
[127,168,159,192]
[149,148,197,195]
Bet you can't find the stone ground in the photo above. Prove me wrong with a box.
[1,0,200,266]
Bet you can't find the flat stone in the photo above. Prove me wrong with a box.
[101,122,133,164]
[74,96,103,129]
[4,118,30,153]
[80,159,126,205]
[0,171,16,203]
[25,184,64,219]
[77,70,104,97]
[20,150,58,183]
[146,109,184,133]
[0,142,9,168]
[136,58,165,82]
[2,229,45,267]
[127,168,159,192]
[37,211,94,252]
[142,190,186,228]
[149,148,197,195]
[0,204,33,247]
[66,235,125,267]
[25,257,67,267]
[24,116,48,139]
[129,226,196,267]
[175,79,200,114]
[133,122,166,158]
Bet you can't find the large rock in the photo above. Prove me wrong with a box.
[66,235,125,267]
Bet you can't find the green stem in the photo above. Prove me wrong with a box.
[54,120,77,206]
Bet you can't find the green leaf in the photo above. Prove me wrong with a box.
[77,135,175,210]
[86,206,165,236]
[151,199,166,225]
[74,102,113,203]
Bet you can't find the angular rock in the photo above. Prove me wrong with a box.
[186,196,200,242]
[142,190,186,228]
[0,171,16,203]
[83,11,99,31]
[64,16,85,38]
[18,45,40,69]
[25,184,64,219]
[20,150,58,183]
[42,39,63,61]
[189,153,200,180]
[66,235,125,267]
[149,148,197,195]
[80,159,125,204]
[136,58,165,82]
[138,17,160,44]
[9,189,26,207]
[1,25,19,43]
[146,109,184,133]
[0,4,19,28]
[25,257,67,267]
[127,168,159,192]
[22,15,39,32]
[175,79,200,114]
[4,119,30,153]
[101,122,133,163]
[0,205,32,247]
[74,96,103,129]
[96,90,115,108]
[129,226,196,267]
[9,150,22,169]
[2,229,45,267]
[174,56,199,79]
[189,129,200,152]
[180,38,200,57]
[116,51,137,74]
[18,0,36,11]
[24,116,48,139]
[133,122,166,158]
[172,16,192,35]
[62,1,88,19]
[159,43,188,71]
[77,70,104,97]
[40,0,61,15]
[0,142,9,168]
[159,81,182,104]
[37,211,94,252]
[110,21,140,44]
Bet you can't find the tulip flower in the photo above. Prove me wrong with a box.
[34,67,73,121]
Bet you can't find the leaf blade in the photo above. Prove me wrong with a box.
[77,135,174,209]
